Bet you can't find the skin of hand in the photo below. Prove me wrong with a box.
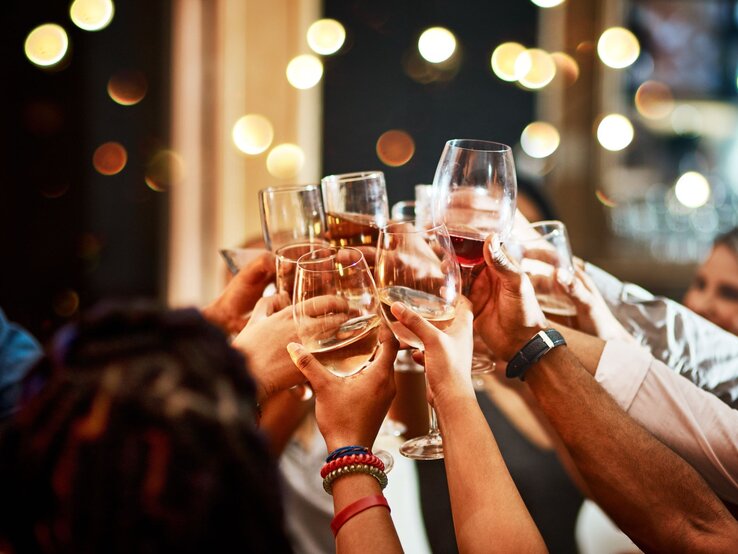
[286,327,399,451]
[391,297,475,407]
[202,251,276,335]
[231,292,304,401]
[469,235,548,360]
[556,260,636,342]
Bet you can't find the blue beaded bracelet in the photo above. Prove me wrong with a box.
[326,445,370,463]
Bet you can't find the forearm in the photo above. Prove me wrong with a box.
[436,394,546,553]
[526,347,738,552]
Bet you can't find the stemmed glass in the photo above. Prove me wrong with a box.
[431,139,517,374]
[259,184,326,251]
[275,240,331,301]
[374,219,461,460]
[293,246,394,471]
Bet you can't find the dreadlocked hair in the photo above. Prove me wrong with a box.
[0,301,292,554]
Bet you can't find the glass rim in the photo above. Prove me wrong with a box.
[258,183,321,196]
[380,220,448,235]
[512,220,568,242]
[445,139,511,153]
[275,239,331,261]
[321,171,385,185]
[295,246,368,272]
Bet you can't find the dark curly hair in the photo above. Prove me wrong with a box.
[0,302,292,554]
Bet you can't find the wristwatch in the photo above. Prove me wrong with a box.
[505,328,566,381]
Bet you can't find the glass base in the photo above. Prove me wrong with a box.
[399,432,444,460]
[374,448,394,473]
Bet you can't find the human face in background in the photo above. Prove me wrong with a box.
[683,244,738,335]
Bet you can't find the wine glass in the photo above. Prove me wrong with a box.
[505,220,577,327]
[321,171,389,247]
[258,184,326,251]
[275,240,331,301]
[432,139,517,374]
[293,246,394,471]
[374,219,461,460]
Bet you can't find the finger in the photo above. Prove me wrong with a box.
[249,295,276,323]
[411,349,425,367]
[272,290,292,312]
[225,252,277,314]
[286,343,330,389]
[484,234,523,286]
[390,302,440,346]
[299,295,351,317]
[468,267,491,316]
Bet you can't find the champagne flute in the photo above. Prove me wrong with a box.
[321,171,389,247]
[293,246,394,471]
[432,139,517,374]
[375,219,461,460]
[505,220,577,327]
[259,184,326,251]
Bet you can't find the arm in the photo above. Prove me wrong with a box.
[473,235,738,552]
[391,298,546,553]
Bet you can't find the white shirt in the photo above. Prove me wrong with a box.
[596,339,738,505]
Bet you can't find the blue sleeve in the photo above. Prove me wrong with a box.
[0,308,43,419]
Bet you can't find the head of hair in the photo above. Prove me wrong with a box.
[713,227,738,258]
[0,301,292,554]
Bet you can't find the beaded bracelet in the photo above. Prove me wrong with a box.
[326,445,370,463]
[320,453,385,478]
[322,463,388,495]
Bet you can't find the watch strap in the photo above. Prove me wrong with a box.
[505,328,566,381]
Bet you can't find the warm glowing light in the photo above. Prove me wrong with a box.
[376,130,415,167]
[671,104,703,136]
[145,150,185,192]
[596,114,634,151]
[491,42,527,82]
[107,70,147,106]
[266,144,305,179]
[635,80,674,119]
[286,54,323,89]
[530,0,565,7]
[675,172,710,208]
[551,52,579,86]
[595,189,617,208]
[93,142,127,175]
[516,49,556,89]
[70,0,115,31]
[232,114,274,155]
[418,27,456,64]
[53,290,79,317]
[520,122,560,158]
[597,27,640,69]
[307,19,346,55]
[24,24,69,67]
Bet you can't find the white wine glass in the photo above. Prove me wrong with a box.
[259,184,326,251]
[374,219,461,460]
[293,246,394,471]
[432,139,517,374]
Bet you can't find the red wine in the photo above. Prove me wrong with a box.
[449,232,486,266]
[325,212,380,247]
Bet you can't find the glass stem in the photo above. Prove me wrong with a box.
[425,374,440,436]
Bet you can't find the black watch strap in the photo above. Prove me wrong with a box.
[505,328,566,381]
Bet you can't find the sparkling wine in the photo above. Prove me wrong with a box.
[448,231,486,267]
[378,286,455,348]
[303,313,381,377]
[325,212,380,247]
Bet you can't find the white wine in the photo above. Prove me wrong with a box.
[377,286,455,348]
[303,314,381,377]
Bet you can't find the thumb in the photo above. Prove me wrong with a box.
[286,343,328,389]
[483,234,522,287]
[390,302,440,346]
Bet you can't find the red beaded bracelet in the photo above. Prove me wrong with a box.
[320,453,385,478]
[330,494,390,537]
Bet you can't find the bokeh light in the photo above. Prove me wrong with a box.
[635,80,674,119]
[93,142,127,175]
[376,130,415,167]
[232,114,274,155]
[307,19,346,55]
[675,171,710,208]
[418,27,456,64]
[520,122,560,158]
[145,150,185,192]
[286,54,323,89]
[551,52,579,86]
[597,27,640,69]
[596,114,634,151]
[266,144,305,179]
[107,70,147,106]
[531,0,565,7]
[595,189,617,208]
[70,0,115,31]
[671,104,703,136]
[491,42,527,82]
[516,49,556,89]
[53,290,80,317]
[24,24,69,67]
